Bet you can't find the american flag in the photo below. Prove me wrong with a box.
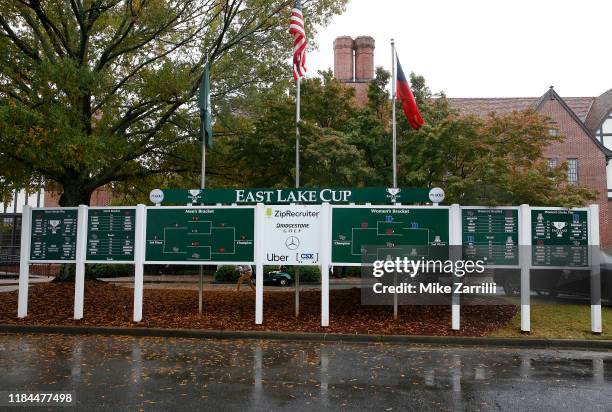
[289,0,307,80]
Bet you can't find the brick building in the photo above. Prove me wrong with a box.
[449,88,612,246]
[333,36,612,245]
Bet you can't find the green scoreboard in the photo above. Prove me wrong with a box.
[145,207,255,263]
[462,208,519,266]
[30,209,78,261]
[86,208,136,262]
[531,209,588,267]
[331,207,449,264]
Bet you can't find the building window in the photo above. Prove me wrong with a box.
[567,158,578,184]
[549,128,559,137]
[595,112,612,150]
[547,158,557,169]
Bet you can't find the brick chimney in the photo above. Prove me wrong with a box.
[354,36,375,81]
[333,36,354,81]
[333,36,375,107]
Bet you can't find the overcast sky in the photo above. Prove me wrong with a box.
[309,0,611,97]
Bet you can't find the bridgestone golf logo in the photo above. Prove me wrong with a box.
[277,223,309,229]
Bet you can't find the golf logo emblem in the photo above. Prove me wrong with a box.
[188,189,202,203]
[552,221,567,237]
[428,187,445,204]
[386,187,401,203]
[149,189,164,204]
[285,236,300,250]
[49,220,61,234]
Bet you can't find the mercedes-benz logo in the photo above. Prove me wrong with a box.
[285,236,300,250]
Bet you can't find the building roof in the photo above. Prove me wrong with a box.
[448,96,595,121]
[448,97,539,117]
[585,88,612,132]
[448,88,612,158]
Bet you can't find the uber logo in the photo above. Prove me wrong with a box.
[267,253,289,262]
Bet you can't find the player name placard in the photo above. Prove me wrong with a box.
[331,207,449,264]
[30,209,78,261]
[145,207,255,263]
[462,208,518,266]
[86,208,136,262]
[531,209,588,267]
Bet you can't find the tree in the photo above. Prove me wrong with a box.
[396,72,597,207]
[224,70,368,188]
[194,66,597,209]
[0,0,347,205]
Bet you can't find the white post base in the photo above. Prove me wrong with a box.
[521,304,530,333]
[451,304,460,330]
[591,304,602,334]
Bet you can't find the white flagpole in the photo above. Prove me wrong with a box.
[199,54,209,315]
[296,76,301,189]
[391,39,397,188]
[295,74,301,318]
[201,53,209,191]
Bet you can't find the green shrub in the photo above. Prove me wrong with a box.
[84,264,130,279]
[283,266,321,282]
[214,265,240,282]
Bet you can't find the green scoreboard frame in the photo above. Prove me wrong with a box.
[86,207,136,263]
[29,207,79,262]
[331,206,450,265]
[144,206,255,264]
[461,207,520,267]
[531,208,589,268]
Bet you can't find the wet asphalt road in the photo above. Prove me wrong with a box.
[0,334,610,411]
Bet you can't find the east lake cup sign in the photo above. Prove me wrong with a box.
[149,187,443,206]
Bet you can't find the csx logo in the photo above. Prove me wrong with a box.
[296,252,319,263]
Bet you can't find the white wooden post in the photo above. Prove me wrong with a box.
[519,204,531,333]
[73,205,88,320]
[588,204,602,334]
[450,204,461,330]
[133,204,146,322]
[255,203,264,325]
[17,205,32,318]
[320,203,331,327]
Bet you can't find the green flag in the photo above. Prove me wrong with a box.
[198,63,213,148]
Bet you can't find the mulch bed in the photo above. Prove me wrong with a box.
[0,282,517,336]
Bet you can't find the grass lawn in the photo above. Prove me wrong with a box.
[491,302,612,340]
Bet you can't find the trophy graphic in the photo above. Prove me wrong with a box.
[386,187,401,203]
[552,221,567,238]
[188,189,201,203]
[49,220,61,234]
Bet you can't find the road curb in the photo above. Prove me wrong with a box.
[0,324,610,350]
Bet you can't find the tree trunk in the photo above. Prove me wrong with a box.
[55,181,94,282]
[58,183,94,207]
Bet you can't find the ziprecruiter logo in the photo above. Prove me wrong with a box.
[268,209,320,219]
